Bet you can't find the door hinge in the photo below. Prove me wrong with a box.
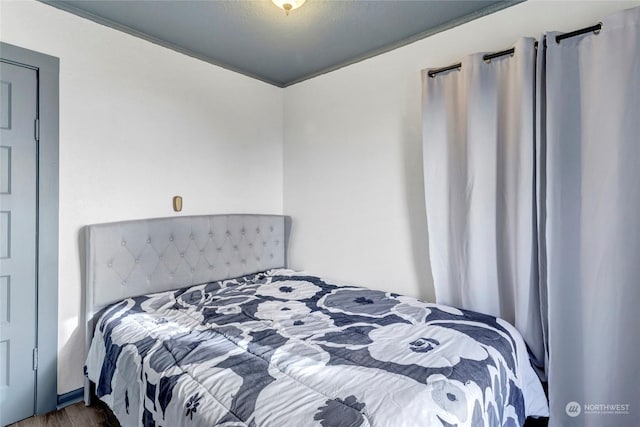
[32,348,38,371]
[34,118,40,142]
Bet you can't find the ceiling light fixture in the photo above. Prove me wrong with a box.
[272,0,306,16]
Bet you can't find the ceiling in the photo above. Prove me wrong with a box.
[42,0,520,87]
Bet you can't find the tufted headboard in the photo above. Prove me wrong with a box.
[85,214,290,315]
[83,214,290,403]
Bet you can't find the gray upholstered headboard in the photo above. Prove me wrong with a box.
[83,214,290,403]
[85,214,290,314]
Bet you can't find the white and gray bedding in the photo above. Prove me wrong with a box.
[86,269,548,427]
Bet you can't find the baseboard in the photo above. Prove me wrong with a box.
[57,387,83,409]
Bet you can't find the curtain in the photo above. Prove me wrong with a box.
[543,7,640,427]
[422,38,546,371]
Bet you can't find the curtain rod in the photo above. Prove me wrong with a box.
[483,47,515,62]
[428,21,603,78]
[427,62,461,78]
[555,22,602,43]
[427,47,515,78]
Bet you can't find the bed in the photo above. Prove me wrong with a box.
[83,214,548,427]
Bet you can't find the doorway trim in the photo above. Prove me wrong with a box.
[0,42,59,416]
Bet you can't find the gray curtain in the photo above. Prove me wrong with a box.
[543,6,640,427]
[422,38,546,371]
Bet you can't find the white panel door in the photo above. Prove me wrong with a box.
[0,62,37,426]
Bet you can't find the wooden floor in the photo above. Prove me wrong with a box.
[9,402,119,427]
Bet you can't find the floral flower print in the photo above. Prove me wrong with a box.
[427,374,471,425]
[276,313,335,339]
[409,337,440,353]
[319,289,399,317]
[255,280,321,300]
[185,393,201,420]
[254,300,312,322]
[314,395,366,427]
[368,324,487,368]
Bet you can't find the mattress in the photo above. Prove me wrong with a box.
[86,269,548,426]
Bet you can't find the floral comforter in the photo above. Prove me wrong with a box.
[86,269,548,427]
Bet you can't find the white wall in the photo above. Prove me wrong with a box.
[0,0,283,394]
[283,0,640,301]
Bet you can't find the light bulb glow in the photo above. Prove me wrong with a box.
[272,0,306,15]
